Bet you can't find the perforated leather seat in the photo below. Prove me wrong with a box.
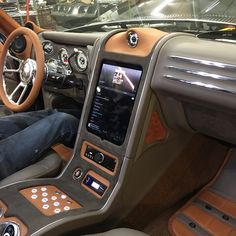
[84,228,149,236]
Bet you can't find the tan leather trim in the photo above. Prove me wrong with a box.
[0,43,3,55]
[52,144,73,162]
[144,111,167,144]
[0,217,27,236]
[0,9,20,35]
[169,150,232,235]
[81,170,110,199]
[20,185,82,216]
[25,21,45,34]
[199,191,236,218]
[80,141,119,175]
[0,200,27,235]
[183,204,234,235]
[0,27,45,112]
[0,200,7,217]
[104,28,167,57]
[170,217,196,236]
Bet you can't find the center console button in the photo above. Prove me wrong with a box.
[73,168,83,180]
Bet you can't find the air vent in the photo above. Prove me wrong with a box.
[164,55,236,94]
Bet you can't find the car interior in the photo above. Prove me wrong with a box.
[0,3,236,235]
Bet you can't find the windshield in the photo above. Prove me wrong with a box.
[1,0,236,32]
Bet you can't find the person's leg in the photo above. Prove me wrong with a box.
[0,109,57,139]
[0,112,79,180]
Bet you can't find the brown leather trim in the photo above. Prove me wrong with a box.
[81,170,110,199]
[199,191,236,218]
[80,141,119,175]
[20,185,82,216]
[52,144,73,162]
[169,150,233,236]
[104,28,167,57]
[0,27,45,112]
[0,9,20,35]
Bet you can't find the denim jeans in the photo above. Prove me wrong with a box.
[0,109,79,180]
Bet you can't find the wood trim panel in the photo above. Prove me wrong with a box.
[80,141,119,175]
[104,28,167,57]
[20,185,82,216]
[81,170,110,199]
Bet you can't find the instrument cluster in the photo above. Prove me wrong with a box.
[42,40,88,73]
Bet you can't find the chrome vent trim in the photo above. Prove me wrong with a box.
[165,75,236,95]
[170,55,236,70]
[167,65,236,82]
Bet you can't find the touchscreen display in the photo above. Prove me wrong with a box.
[87,62,142,145]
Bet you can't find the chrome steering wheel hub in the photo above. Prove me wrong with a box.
[19,59,37,85]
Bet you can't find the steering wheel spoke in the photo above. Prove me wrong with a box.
[3,67,20,74]
[8,82,28,105]
[6,50,23,63]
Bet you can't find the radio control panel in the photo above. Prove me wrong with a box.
[81,141,118,175]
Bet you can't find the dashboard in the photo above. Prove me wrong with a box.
[1,13,236,236]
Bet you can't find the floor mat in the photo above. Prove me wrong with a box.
[169,149,236,236]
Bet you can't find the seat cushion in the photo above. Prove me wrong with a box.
[0,150,62,187]
[84,228,148,236]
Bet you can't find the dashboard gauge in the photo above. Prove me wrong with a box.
[76,50,88,71]
[59,48,69,66]
[42,41,54,55]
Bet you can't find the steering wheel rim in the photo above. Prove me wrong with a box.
[0,27,44,112]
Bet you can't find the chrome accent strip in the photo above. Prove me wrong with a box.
[164,75,236,95]
[167,65,236,82]
[170,55,236,70]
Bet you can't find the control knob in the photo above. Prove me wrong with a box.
[94,153,105,164]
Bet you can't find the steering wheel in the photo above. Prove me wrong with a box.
[0,27,44,112]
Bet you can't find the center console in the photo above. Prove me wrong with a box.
[0,28,168,235]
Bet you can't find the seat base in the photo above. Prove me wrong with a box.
[84,228,148,236]
[0,150,62,187]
